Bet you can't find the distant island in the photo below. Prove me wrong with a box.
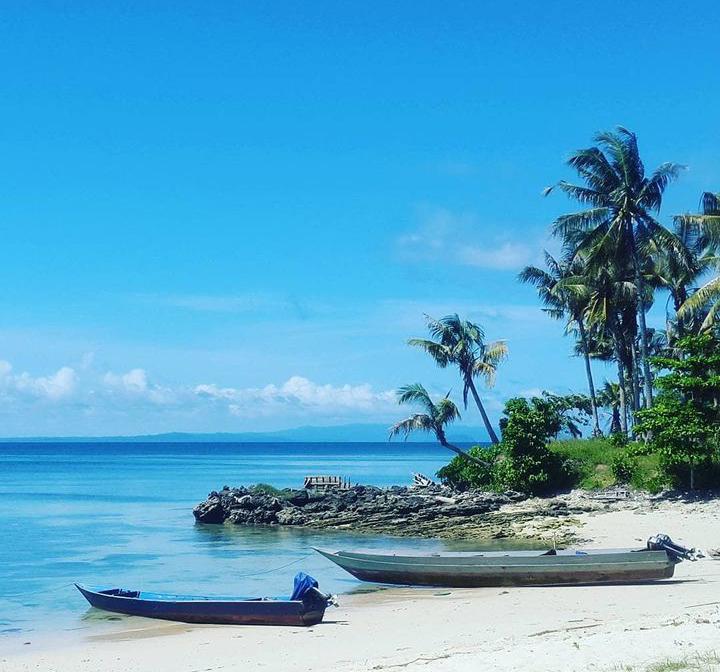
[0,422,491,444]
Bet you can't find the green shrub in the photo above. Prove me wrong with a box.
[436,391,699,494]
[249,483,291,499]
[611,451,639,484]
[609,431,629,449]
[437,396,574,495]
[659,456,720,490]
[634,335,720,489]
[493,398,569,494]
[436,444,501,490]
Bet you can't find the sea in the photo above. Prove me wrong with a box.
[0,441,513,647]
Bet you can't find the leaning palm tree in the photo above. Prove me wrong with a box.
[650,221,709,339]
[389,383,488,466]
[408,315,506,444]
[675,192,720,332]
[679,273,720,332]
[519,252,601,436]
[547,127,688,408]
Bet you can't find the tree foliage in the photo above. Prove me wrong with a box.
[389,383,488,467]
[408,314,507,444]
[437,392,587,494]
[634,335,720,487]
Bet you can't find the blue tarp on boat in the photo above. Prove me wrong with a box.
[290,572,319,600]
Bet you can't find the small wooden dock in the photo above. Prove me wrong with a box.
[303,475,351,491]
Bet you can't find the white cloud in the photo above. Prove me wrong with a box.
[194,383,237,400]
[195,375,396,418]
[104,368,148,392]
[0,357,398,427]
[397,206,537,271]
[518,387,545,399]
[455,242,535,270]
[103,368,176,405]
[0,362,77,401]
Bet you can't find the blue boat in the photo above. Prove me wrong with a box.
[76,572,334,626]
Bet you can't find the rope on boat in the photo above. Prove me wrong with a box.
[3,554,316,602]
[234,552,316,578]
[3,581,75,601]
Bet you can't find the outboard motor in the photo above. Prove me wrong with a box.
[290,572,338,610]
[647,534,702,563]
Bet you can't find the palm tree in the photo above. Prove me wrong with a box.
[547,127,687,408]
[597,381,622,434]
[389,383,488,466]
[574,261,638,433]
[408,314,507,444]
[650,222,706,339]
[519,252,601,436]
[675,192,720,332]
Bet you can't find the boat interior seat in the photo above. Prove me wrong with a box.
[115,589,140,598]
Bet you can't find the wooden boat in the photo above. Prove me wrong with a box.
[76,572,334,626]
[315,535,698,588]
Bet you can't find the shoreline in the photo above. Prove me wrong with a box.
[3,498,720,671]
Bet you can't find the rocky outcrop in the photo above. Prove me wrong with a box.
[192,484,536,539]
[192,483,672,541]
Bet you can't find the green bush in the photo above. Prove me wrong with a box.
[437,395,575,495]
[249,483,292,499]
[436,444,501,491]
[493,397,569,494]
[439,435,670,494]
[611,451,639,484]
[658,456,720,490]
[634,334,720,489]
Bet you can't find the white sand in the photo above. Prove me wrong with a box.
[3,501,720,672]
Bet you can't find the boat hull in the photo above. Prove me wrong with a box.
[316,549,676,587]
[75,585,327,626]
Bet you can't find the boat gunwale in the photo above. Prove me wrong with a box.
[323,558,672,571]
[75,584,306,606]
[322,547,664,559]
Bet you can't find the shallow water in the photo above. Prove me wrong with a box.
[0,442,527,643]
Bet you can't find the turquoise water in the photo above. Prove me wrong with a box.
[1,441,505,642]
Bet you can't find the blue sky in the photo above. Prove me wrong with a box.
[1,2,718,437]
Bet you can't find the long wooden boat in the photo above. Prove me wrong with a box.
[315,536,697,588]
[76,572,333,626]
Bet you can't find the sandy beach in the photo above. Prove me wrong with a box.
[3,499,720,672]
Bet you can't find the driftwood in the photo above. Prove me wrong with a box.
[303,475,351,490]
[412,472,435,488]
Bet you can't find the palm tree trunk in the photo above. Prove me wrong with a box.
[616,358,628,435]
[610,318,628,435]
[629,346,640,427]
[631,240,654,408]
[436,429,490,467]
[577,319,601,436]
[690,455,695,490]
[467,378,500,444]
[618,362,627,434]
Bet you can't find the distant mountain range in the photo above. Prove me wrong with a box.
[0,423,491,444]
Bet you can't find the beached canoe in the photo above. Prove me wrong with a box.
[76,572,334,626]
[315,535,699,587]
